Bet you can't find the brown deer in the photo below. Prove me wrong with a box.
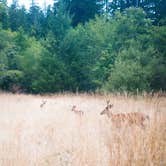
[71,105,84,116]
[100,100,149,128]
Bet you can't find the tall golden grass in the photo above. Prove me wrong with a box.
[0,93,165,166]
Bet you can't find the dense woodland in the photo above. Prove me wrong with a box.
[0,0,166,93]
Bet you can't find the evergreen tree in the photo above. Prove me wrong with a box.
[28,0,45,37]
[0,0,8,28]
[50,0,71,40]
[8,0,19,31]
[62,0,103,26]
[109,0,166,24]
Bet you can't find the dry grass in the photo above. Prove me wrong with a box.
[0,93,165,166]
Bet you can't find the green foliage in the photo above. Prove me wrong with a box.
[48,0,72,41]
[103,43,155,92]
[60,16,113,90]
[16,36,45,92]
[0,69,23,91]
[0,2,165,93]
[0,0,8,28]
[109,0,166,25]
[65,0,103,26]
[100,8,166,92]
[31,52,69,93]
[150,25,166,90]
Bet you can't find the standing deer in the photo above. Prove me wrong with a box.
[71,105,84,116]
[100,100,149,128]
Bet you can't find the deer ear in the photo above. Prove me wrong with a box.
[109,104,113,108]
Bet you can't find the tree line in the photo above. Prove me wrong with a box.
[0,0,166,93]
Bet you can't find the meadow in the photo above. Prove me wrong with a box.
[0,93,165,166]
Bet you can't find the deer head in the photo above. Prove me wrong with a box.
[100,100,113,117]
[40,100,47,108]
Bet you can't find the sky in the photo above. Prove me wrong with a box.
[7,0,54,9]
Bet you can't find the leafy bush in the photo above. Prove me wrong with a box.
[0,70,23,91]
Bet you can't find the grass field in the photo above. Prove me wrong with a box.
[0,93,165,166]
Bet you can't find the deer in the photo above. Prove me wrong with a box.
[40,100,47,108]
[71,105,84,116]
[100,100,149,128]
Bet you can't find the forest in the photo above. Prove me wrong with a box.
[0,0,166,93]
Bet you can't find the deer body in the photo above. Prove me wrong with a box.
[100,100,149,128]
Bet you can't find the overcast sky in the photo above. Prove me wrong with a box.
[7,0,54,9]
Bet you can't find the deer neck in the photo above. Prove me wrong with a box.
[107,110,113,118]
